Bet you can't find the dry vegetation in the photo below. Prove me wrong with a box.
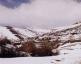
[0,37,60,57]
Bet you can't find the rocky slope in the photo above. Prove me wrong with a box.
[40,22,81,45]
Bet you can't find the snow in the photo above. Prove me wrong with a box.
[0,26,40,40]
[0,42,81,64]
[52,23,81,32]
[0,26,19,40]
[73,34,80,40]
[5,44,15,48]
[33,29,51,34]
[13,28,37,38]
[60,34,81,42]
[58,42,81,64]
[0,57,53,64]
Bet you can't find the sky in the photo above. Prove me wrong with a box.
[0,0,81,29]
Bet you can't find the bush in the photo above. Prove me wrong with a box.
[0,38,20,57]
[17,39,60,57]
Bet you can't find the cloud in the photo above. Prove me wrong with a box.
[0,0,81,29]
[0,0,31,8]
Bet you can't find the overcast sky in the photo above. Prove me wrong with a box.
[0,0,81,29]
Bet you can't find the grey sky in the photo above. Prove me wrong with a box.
[0,0,81,29]
[0,0,31,8]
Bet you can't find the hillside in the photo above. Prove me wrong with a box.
[0,23,81,64]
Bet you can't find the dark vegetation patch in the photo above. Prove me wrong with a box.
[0,37,60,58]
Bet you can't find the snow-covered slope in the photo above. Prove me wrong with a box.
[0,22,80,44]
[33,28,51,35]
[51,23,81,32]
[0,26,40,42]
[0,26,19,41]
[39,23,81,44]
[0,23,81,42]
[13,28,38,39]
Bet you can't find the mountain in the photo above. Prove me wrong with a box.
[0,23,81,64]
[40,22,81,44]
[0,22,81,57]
[0,22,80,45]
[0,26,39,41]
[0,26,42,57]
